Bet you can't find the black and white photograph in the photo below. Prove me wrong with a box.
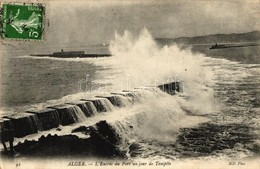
[0,0,259,168]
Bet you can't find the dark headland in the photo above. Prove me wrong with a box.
[156,31,260,63]
[156,31,260,45]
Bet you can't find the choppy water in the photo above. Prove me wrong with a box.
[0,30,259,161]
[120,59,260,160]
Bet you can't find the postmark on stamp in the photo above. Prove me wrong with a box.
[1,3,45,40]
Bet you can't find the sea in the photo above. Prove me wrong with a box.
[0,29,259,162]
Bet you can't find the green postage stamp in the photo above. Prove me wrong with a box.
[1,3,45,40]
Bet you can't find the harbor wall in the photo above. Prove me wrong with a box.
[0,82,182,140]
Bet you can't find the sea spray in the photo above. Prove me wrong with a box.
[108,29,218,114]
[109,29,211,85]
[111,90,209,145]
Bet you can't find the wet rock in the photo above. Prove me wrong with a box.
[72,126,90,135]
[158,82,182,94]
[89,121,125,158]
[9,121,125,158]
[96,121,119,144]
[14,134,91,157]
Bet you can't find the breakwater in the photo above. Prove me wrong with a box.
[30,53,111,58]
[0,82,182,154]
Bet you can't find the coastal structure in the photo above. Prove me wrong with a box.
[53,49,85,57]
[209,43,227,49]
[209,43,259,49]
[0,81,182,157]
[31,49,111,58]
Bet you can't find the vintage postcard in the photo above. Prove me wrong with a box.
[0,0,259,169]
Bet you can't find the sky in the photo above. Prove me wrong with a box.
[1,0,259,53]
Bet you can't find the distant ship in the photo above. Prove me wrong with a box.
[209,43,228,49]
[209,43,259,50]
[31,49,111,58]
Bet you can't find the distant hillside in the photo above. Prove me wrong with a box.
[156,31,260,44]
